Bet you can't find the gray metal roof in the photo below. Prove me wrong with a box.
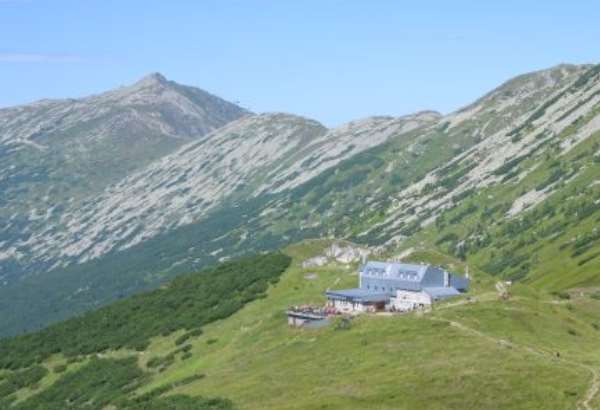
[423,287,460,299]
[325,288,390,303]
[360,261,428,281]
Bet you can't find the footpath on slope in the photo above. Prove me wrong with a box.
[427,288,600,410]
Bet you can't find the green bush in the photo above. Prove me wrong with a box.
[334,317,352,331]
[9,357,232,410]
[448,204,478,225]
[553,291,571,300]
[536,167,565,191]
[435,232,459,246]
[0,253,291,370]
[175,328,204,346]
[590,292,600,301]
[0,365,48,397]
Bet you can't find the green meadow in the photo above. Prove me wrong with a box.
[133,241,600,410]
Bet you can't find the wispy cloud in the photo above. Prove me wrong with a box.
[0,53,85,63]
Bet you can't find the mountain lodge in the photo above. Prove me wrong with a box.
[325,261,469,313]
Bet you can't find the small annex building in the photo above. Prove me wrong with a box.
[326,261,469,313]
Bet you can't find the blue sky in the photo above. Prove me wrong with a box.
[0,1,598,126]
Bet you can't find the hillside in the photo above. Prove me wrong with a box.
[0,252,291,409]
[2,242,600,409]
[0,72,247,281]
[0,109,439,336]
[6,111,438,270]
[2,63,600,338]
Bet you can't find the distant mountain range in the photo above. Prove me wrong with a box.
[1,63,600,336]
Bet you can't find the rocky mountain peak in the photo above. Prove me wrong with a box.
[411,110,442,121]
[134,72,169,88]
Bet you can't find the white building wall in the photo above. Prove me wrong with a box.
[390,290,432,311]
[330,299,368,314]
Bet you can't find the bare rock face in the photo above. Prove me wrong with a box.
[302,256,329,269]
[325,242,371,264]
[302,242,373,268]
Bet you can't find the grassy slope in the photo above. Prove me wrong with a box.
[405,129,600,292]
[0,254,290,409]
[115,241,600,410]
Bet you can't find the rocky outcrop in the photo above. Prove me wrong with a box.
[324,242,371,264]
[302,242,373,268]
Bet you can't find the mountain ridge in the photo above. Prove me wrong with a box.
[1,63,600,337]
[0,73,248,281]
[1,109,440,276]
